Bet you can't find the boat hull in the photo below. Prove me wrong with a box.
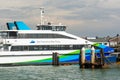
[0,50,81,65]
[0,50,116,66]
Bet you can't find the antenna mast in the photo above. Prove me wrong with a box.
[40,8,44,25]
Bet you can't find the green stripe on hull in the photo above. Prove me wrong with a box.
[15,50,80,64]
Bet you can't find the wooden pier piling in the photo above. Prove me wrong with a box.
[80,47,86,68]
[91,47,95,69]
[100,49,105,66]
[52,52,59,66]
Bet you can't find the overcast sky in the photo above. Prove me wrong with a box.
[0,0,120,37]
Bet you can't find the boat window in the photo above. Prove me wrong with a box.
[37,25,52,30]
[11,46,22,51]
[0,31,18,39]
[52,26,66,31]
[0,32,7,38]
[8,32,17,38]
[29,46,39,51]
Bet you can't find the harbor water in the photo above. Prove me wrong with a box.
[0,65,120,80]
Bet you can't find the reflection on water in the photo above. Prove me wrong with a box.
[0,65,120,80]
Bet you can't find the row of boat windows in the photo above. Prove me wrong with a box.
[11,45,84,51]
[37,25,66,31]
[17,34,75,39]
[0,32,75,39]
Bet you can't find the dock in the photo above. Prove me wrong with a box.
[52,47,117,69]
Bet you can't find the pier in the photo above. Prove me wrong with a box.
[52,47,117,69]
[79,47,106,69]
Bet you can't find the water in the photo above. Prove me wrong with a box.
[0,65,120,80]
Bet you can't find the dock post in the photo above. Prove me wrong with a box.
[52,52,59,66]
[91,47,95,69]
[100,49,105,66]
[80,47,85,68]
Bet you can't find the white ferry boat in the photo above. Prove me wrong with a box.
[0,20,94,65]
[0,9,114,65]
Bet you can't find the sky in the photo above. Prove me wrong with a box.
[0,0,120,37]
